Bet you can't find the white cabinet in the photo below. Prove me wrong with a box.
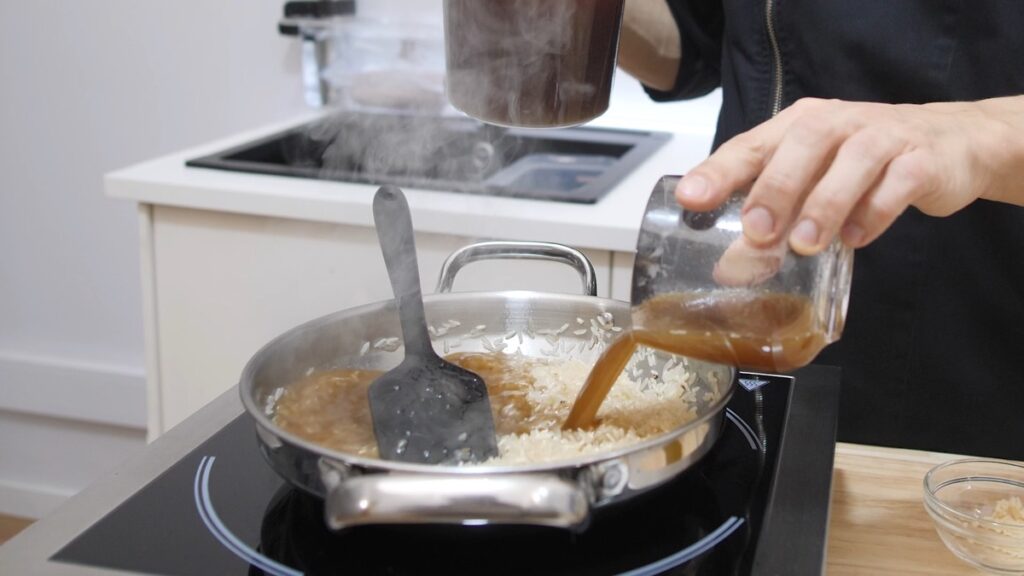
[142,205,619,436]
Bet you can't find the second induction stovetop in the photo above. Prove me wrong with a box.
[52,366,840,576]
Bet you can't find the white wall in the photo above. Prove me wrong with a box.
[0,0,306,518]
[0,0,720,519]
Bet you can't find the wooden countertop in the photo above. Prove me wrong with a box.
[827,443,995,575]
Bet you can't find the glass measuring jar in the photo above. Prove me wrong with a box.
[630,175,854,372]
[563,175,853,430]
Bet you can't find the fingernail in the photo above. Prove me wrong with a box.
[742,206,775,242]
[841,223,865,246]
[790,219,821,251]
[677,175,709,203]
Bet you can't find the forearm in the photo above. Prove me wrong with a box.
[617,0,681,92]
[969,95,1024,207]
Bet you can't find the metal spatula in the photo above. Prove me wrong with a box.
[368,185,499,464]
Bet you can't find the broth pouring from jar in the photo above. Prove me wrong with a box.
[564,291,821,429]
[564,176,853,430]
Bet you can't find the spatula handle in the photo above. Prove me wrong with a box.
[373,186,434,358]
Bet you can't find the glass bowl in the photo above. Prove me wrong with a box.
[924,459,1024,574]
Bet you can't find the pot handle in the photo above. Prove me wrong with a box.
[435,241,598,296]
[321,466,591,530]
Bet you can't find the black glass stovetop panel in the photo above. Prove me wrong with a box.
[52,368,839,576]
[185,112,671,204]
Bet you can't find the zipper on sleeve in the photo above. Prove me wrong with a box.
[765,0,784,117]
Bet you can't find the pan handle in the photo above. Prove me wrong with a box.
[320,465,591,530]
[435,241,598,297]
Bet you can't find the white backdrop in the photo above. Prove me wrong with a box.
[0,0,306,517]
[0,0,720,519]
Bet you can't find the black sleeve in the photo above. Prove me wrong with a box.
[642,0,725,102]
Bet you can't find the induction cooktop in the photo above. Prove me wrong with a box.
[49,366,839,576]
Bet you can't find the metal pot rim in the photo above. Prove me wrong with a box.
[240,289,735,475]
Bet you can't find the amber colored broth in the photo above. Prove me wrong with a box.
[271,368,382,457]
[273,352,551,457]
[563,292,823,430]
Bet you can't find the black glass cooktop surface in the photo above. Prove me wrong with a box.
[52,366,839,576]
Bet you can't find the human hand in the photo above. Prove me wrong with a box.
[674,97,1021,255]
[712,234,787,287]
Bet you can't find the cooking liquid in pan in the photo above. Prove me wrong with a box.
[273,353,557,457]
[274,349,705,463]
[564,292,821,430]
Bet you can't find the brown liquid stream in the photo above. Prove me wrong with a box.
[563,292,824,430]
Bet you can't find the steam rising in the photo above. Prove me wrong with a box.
[283,1,624,191]
[288,112,525,193]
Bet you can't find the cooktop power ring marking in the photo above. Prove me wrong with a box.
[725,408,760,451]
[196,415,756,576]
[617,407,756,575]
[616,516,745,576]
[193,456,303,576]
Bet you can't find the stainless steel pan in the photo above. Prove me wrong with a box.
[240,241,735,530]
